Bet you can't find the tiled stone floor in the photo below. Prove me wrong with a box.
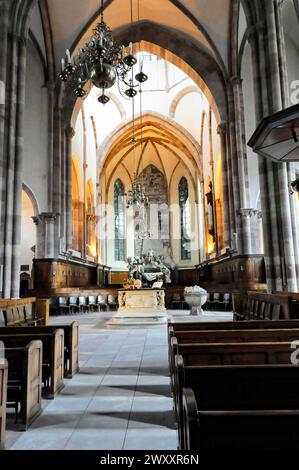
[6,309,232,450]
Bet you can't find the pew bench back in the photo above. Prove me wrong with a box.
[4,341,42,430]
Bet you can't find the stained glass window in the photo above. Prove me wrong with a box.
[114,179,125,261]
[179,177,191,260]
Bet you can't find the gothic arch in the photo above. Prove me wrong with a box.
[64,21,227,127]
[169,86,201,118]
[98,111,202,175]
[22,182,40,217]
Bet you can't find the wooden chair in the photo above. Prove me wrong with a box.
[58,297,70,315]
[204,292,211,311]
[79,296,89,313]
[69,296,80,314]
[210,293,221,311]
[107,294,117,311]
[171,293,183,310]
[97,295,108,311]
[88,295,98,312]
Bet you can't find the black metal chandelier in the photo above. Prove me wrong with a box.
[58,0,148,104]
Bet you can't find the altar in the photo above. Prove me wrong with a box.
[107,288,167,325]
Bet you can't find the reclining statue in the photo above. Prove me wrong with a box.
[126,251,174,285]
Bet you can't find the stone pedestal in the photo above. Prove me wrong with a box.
[108,289,167,325]
[184,292,207,316]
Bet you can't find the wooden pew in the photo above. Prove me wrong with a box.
[169,328,299,380]
[168,319,299,348]
[182,388,299,451]
[171,327,299,344]
[170,340,296,408]
[5,341,42,431]
[234,291,290,321]
[0,322,79,378]
[175,357,299,449]
[172,341,294,367]
[0,330,64,399]
[0,298,40,327]
[0,360,8,449]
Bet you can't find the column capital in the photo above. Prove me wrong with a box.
[230,76,243,87]
[238,208,255,219]
[66,126,75,139]
[38,212,59,223]
[217,121,227,136]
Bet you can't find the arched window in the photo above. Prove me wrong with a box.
[72,158,83,253]
[179,177,191,260]
[114,179,125,261]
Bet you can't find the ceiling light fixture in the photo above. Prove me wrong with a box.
[58,0,148,104]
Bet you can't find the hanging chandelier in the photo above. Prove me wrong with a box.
[126,172,148,209]
[58,0,148,104]
[125,47,148,210]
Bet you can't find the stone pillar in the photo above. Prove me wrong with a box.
[0,0,37,298]
[287,163,299,280]
[32,216,43,259]
[65,125,75,251]
[265,0,283,113]
[230,77,252,254]
[11,37,27,298]
[0,2,9,244]
[246,1,298,291]
[238,209,252,255]
[251,210,263,254]
[33,213,58,259]
[217,121,231,247]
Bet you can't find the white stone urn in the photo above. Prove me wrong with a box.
[184,286,207,316]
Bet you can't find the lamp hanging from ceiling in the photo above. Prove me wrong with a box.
[125,84,148,209]
[58,0,148,104]
[124,0,148,211]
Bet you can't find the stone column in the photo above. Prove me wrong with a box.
[251,210,263,254]
[217,121,231,247]
[32,216,43,259]
[0,1,9,239]
[230,77,252,254]
[33,213,58,259]
[11,36,27,298]
[65,125,75,251]
[238,209,252,255]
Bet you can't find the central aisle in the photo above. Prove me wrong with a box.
[8,313,177,450]
[7,309,232,450]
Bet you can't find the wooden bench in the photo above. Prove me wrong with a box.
[175,358,299,449]
[170,340,296,409]
[5,341,42,431]
[234,292,290,321]
[0,322,79,378]
[169,328,299,381]
[0,361,8,449]
[171,327,299,344]
[168,319,299,348]
[0,298,41,327]
[172,341,294,368]
[0,330,64,399]
[272,291,299,319]
[182,388,299,451]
